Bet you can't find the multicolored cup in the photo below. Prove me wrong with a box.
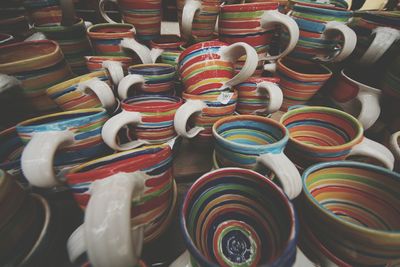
[85,55,133,84]
[235,77,283,114]
[275,58,332,110]
[0,40,73,112]
[180,167,297,266]
[18,108,111,188]
[300,161,400,266]
[23,0,76,26]
[178,40,259,94]
[87,23,152,64]
[102,95,183,151]
[280,106,395,169]
[118,63,177,98]
[149,34,186,65]
[98,0,162,41]
[213,115,302,199]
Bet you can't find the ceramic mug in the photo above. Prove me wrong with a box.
[235,77,283,114]
[0,40,73,112]
[300,161,400,266]
[149,34,186,65]
[18,108,111,188]
[280,106,395,170]
[178,40,259,94]
[328,68,382,130]
[286,3,357,62]
[213,115,302,199]
[102,95,183,151]
[85,55,133,84]
[46,70,118,111]
[275,58,332,110]
[98,0,162,41]
[87,23,152,64]
[23,0,77,26]
[179,167,298,266]
[118,63,177,98]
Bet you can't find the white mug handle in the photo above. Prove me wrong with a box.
[102,60,125,86]
[121,38,153,64]
[316,21,357,62]
[389,131,400,161]
[356,90,381,130]
[348,137,395,170]
[101,110,149,151]
[174,100,208,138]
[118,74,146,99]
[222,42,258,88]
[77,78,116,110]
[85,172,146,267]
[0,74,21,93]
[67,225,86,264]
[150,48,165,63]
[182,0,202,39]
[98,0,119,24]
[255,81,283,114]
[359,27,400,65]
[258,151,302,199]
[21,131,74,188]
[260,10,300,61]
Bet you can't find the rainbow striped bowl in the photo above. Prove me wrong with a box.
[181,167,297,267]
[300,161,400,266]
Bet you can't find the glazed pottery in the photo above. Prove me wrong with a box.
[178,40,258,94]
[46,70,118,111]
[23,0,77,26]
[275,58,332,110]
[235,77,283,114]
[180,168,298,266]
[85,55,133,84]
[102,95,183,151]
[213,115,302,199]
[118,63,177,98]
[280,106,395,169]
[149,34,186,65]
[98,0,162,41]
[87,23,152,64]
[0,40,73,112]
[300,161,400,266]
[18,108,111,188]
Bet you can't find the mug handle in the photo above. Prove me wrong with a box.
[222,42,259,88]
[121,38,153,64]
[118,74,146,99]
[389,131,400,161]
[348,137,395,170]
[150,48,165,63]
[77,78,116,110]
[98,0,119,24]
[182,0,202,39]
[260,10,300,61]
[316,21,357,62]
[102,60,125,86]
[21,131,74,188]
[359,27,400,65]
[255,81,283,114]
[257,151,302,199]
[101,110,149,151]
[0,74,21,92]
[356,90,381,130]
[174,100,208,138]
[85,172,146,267]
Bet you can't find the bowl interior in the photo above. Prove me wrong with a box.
[0,41,56,65]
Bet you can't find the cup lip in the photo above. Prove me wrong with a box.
[180,167,297,267]
[87,23,135,38]
[279,106,364,151]
[149,34,186,48]
[292,2,353,15]
[128,63,176,72]
[212,114,289,151]
[277,58,332,80]
[121,95,183,111]
[239,76,281,84]
[85,55,133,63]
[34,17,84,31]
[341,68,382,94]
[220,1,279,11]
[0,33,14,44]
[302,160,400,237]
[178,40,228,63]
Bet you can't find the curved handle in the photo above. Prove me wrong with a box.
[356,91,381,130]
[174,100,207,138]
[389,131,400,161]
[255,81,283,114]
[182,0,202,39]
[359,27,400,65]
[316,21,357,62]
[258,152,302,199]
[260,10,300,61]
[21,131,74,188]
[102,60,125,86]
[150,48,165,63]
[348,137,395,170]
[77,78,116,110]
[67,225,86,264]
[98,0,119,23]
[222,42,258,88]
[85,172,146,267]
[0,74,21,93]
[101,109,148,151]
[121,38,153,64]
[118,74,146,100]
